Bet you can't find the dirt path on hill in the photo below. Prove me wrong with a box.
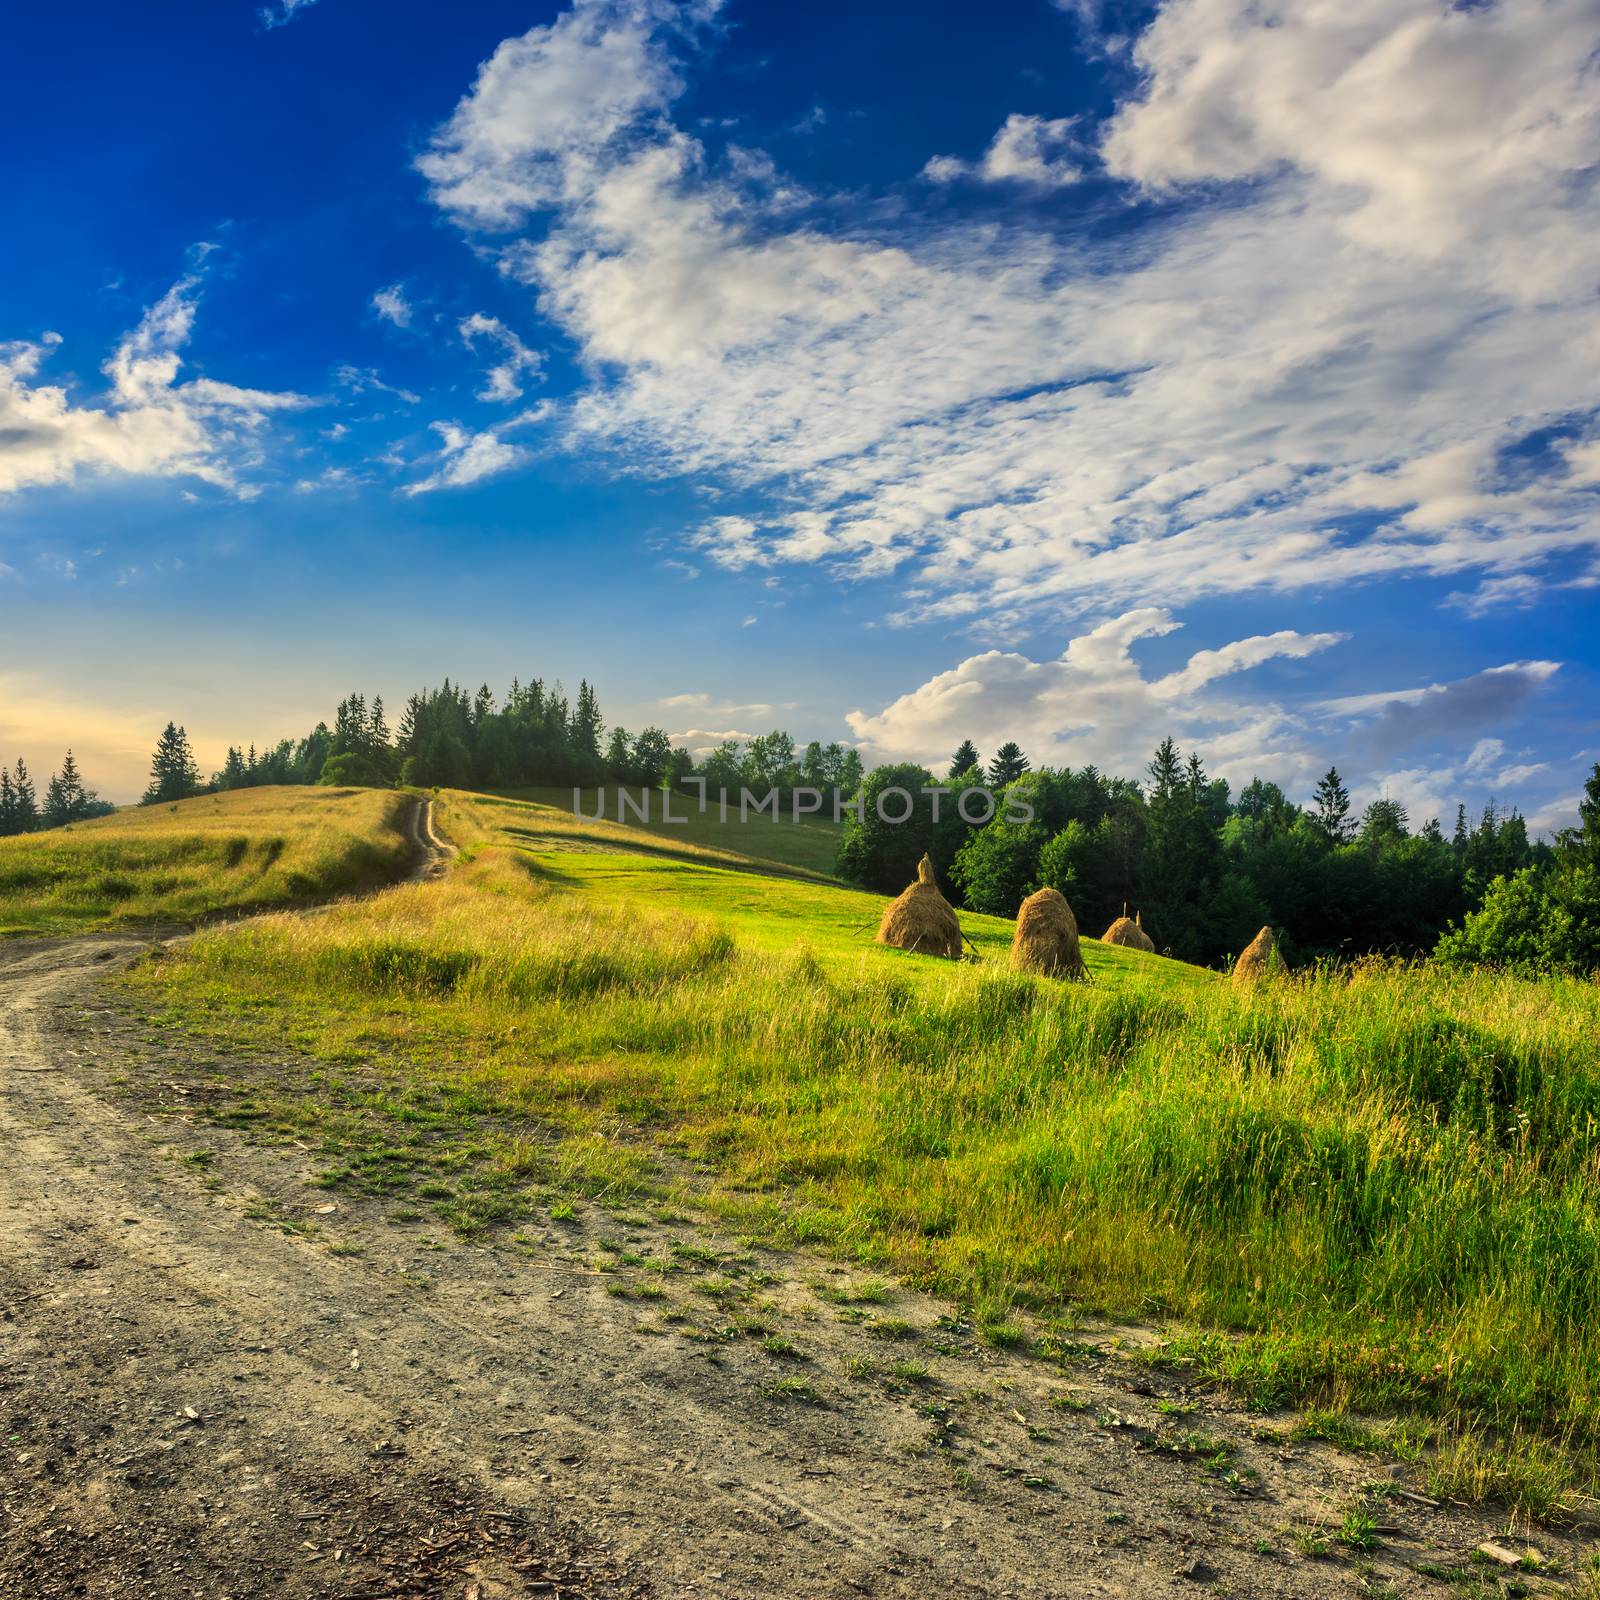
[1,831,1591,1597]
[406,797,456,883]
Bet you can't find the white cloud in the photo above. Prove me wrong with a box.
[1101,0,1600,304]
[371,284,413,328]
[402,405,550,495]
[846,607,1342,790]
[334,364,421,405]
[924,114,1087,188]
[459,313,542,402]
[0,276,311,498]
[419,0,1600,629]
[260,0,319,28]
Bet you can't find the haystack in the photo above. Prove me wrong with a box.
[1102,912,1155,953]
[1011,887,1087,979]
[1232,925,1280,984]
[877,853,963,960]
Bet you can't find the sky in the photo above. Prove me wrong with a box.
[2,0,1597,825]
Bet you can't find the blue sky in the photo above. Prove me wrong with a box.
[2,0,1597,823]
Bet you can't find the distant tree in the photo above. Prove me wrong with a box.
[11,759,39,833]
[1556,761,1600,870]
[0,764,36,836]
[951,814,1048,916]
[1233,777,1298,838]
[632,727,673,788]
[986,742,1029,787]
[1359,797,1410,850]
[1139,739,1228,962]
[948,740,981,780]
[699,741,743,798]
[835,763,946,894]
[570,680,604,760]
[43,750,92,827]
[318,750,389,787]
[142,724,201,805]
[1310,767,1354,846]
[604,726,634,781]
[216,746,249,790]
[665,745,695,788]
[836,748,865,797]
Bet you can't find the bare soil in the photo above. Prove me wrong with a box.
[2,812,1589,1597]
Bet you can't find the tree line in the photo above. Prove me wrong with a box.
[7,682,1594,975]
[834,737,1598,974]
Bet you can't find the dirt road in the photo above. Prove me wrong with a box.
[1,851,1585,1596]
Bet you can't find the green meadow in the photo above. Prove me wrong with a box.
[0,786,413,937]
[118,785,1600,1512]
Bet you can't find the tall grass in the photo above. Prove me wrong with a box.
[0,786,413,935]
[151,846,1600,1494]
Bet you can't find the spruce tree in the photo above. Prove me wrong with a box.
[1310,767,1354,846]
[143,723,201,805]
[948,740,981,780]
[0,768,17,835]
[12,757,39,832]
[43,750,89,827]
[570,680,604,759]
[986,741,1030,787]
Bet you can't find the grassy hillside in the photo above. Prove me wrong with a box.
[486,784,844,879]
[0,786,414,936]
[131,784,1600,1508]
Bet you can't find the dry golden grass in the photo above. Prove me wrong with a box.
[0,785,412,935]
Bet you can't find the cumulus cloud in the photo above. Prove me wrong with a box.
[0,276,311,498]
[459,313,542,402]
[416,0,1600,628]
[847,612,1576,823]
[924,114,1088,188]
[371,284,413,328]
[845,608,1343,790]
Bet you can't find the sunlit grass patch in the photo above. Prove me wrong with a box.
[0,785,411,935]
[129,786,1600,1510]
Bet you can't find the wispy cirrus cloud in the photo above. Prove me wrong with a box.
[260,0,320,29]
[416,0,1600,628]
[458,314,542,403]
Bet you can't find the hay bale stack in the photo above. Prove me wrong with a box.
[1011,887,1087,979]
[877,853,963,960]
[1102,914,1156,953]
[1232,925,1280,984]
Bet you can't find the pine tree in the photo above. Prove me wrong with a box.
[948,740,981,780]
[1452,804,1468,853]
[986,742,1030,787]
[143,723,201,805]
[12,758,38,832]
[0,768,18,835]
[1147,736,1183,802]
[43,750,89,827]
[1556,761,1600,870]
[1310,767,1353,846]
[570,680,604,759]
